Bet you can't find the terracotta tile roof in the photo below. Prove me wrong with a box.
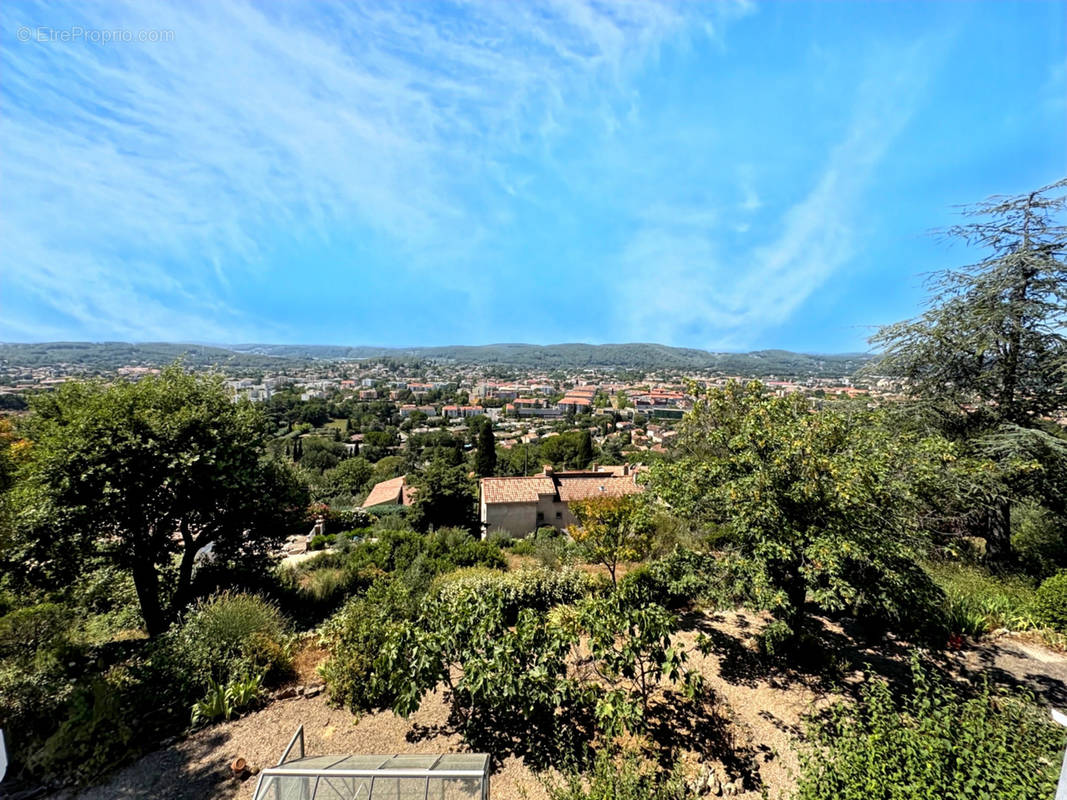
[481,476,556,504]
[556,475,643,503]
[362,475,406,508]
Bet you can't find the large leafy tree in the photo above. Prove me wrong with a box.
[8,366,308,635]
[871,179,1067,560]
[648,382,954,647]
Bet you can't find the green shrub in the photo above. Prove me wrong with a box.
[618,549,722,609]
[0,659,74,776]
[547,747,694,800]
[70,563,144,640]
[319,576,422,711]
[1035,571,1067,632]
[1013,502,1067,579]
[793,655,1064,800]
[190,672,263,725]
[0,602,73,663]
[511,538,535,556]
[26,650,189,786]
[432,567,595,622]
[485,528,514,547]
[928,561,1039,637]
[169,592,290,687]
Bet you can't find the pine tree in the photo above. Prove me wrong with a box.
[871,179,1067,560]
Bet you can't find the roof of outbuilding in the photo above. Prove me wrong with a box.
[361,475,406,508]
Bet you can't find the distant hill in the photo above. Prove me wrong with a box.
[232,342,874,375]
[1,341,874,376]
[0,342,298,371]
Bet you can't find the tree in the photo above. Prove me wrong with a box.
[577,591,698,735]
[475,421,496,477]
[871,179,1067,560]
[9,366,308,635]
[648,381,953,648]
[574,430,594,468]
[369,455,406,486]
[319,456,373,498]
[300,436,345,472]
[409,460,478,533]
[569,494,653,585]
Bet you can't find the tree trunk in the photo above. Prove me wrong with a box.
[131,558,166,637]
[783,572,807,635]
[984,498,1013,562]
[168,538,201,623]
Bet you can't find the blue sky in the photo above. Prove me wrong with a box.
[2,1,1064,353]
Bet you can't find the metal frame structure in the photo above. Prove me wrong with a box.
[251,727,490,800]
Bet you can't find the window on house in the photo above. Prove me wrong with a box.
[555,512,562,520]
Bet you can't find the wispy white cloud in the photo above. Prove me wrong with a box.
[612,43,935,349]
[1,0,749,341]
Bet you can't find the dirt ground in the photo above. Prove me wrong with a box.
[56,610,1067,800]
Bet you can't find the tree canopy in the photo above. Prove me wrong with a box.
[7,366,308,635]
[648,381,954,647]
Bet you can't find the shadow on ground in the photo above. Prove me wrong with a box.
[45,728,246,800]
[682,606,1067,710]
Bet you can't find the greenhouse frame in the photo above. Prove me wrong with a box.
[251,727,490,800]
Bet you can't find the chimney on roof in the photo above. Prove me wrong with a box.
[543,464,554,476]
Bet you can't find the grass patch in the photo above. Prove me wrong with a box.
[925,561,1040,636]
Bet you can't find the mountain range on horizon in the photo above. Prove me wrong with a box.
[0,341,875,376]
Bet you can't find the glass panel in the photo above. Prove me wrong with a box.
[285,756,351,770]
[379,755,440,770]
[368,776,429,800]
[431,755,488,773]
[253,775,316,800]
[330,756,393,771]
[425,778,482,800]
[315,776,374,800]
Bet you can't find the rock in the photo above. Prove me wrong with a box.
[274,686,297,700]
[305,684,324,698]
